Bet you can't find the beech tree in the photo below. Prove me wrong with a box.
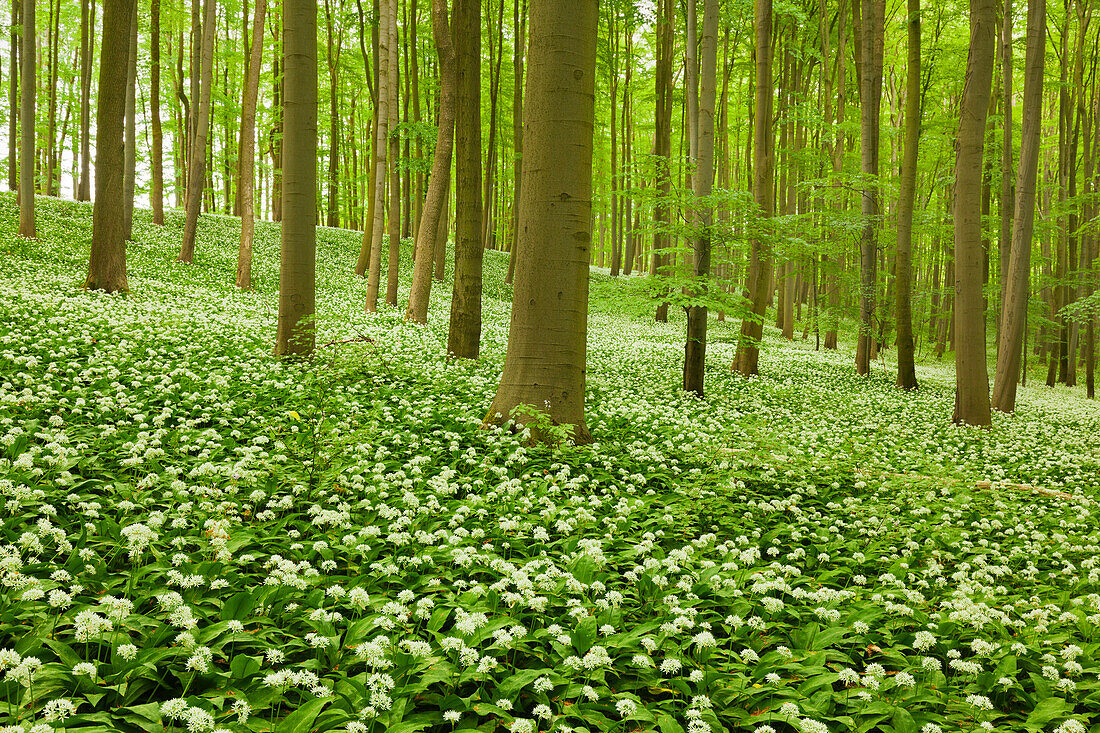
[894,0,921,390]
[447,0,484,358]
[274,0,317,358]
[237,0,268,289]
[406,0,456,323]
[733,0,774,378]
[952,0,997,427]
[855,0,885,375]
[18,0,35,238]
[683,0,717,397]
[178,0,215,264]
[992,0,1045,412]
[486,0,597,443]
[85,0,136,293]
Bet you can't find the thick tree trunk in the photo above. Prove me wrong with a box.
[855,0,884,374]
[237,0,267,289]
[683,0,717,396]
[406,0,456,323]
[274,0,318,358]
[952,0,996,427]
[447,0,484,358]
[486,0,597,443]
[86,0,137,292]
[150,0,164,223]
[122,2,138,239]
[733,0,774,377]
[895,0,920,390]
[178,0,216,263]
[18,0,35,238]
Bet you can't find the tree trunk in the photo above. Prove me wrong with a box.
[952,0,996,427]
[406,0,456,323]
[447,0,484,358]
[733,0,774,376]
[150,0,164,223]
[7,0,18,193]
[485,0,597,444]
[45,0,60,196]
[365,0,393,310]
[86,0,136,292]
[855,0,884,374]
[237,0,267,289]
[505,0,526,285]
[323,0,342,228]
[992,0,1043,412]
[895,0,920,390]
[434,175,451,281]
[274,0,318,358]
[997,0,1013,348]
[18,0,35,238]
[384,0,401,306]
[122,1,138,239]
[683,0,717,396]
[652,0,673,323]
[178,0,216,263]
[271,15,283,221]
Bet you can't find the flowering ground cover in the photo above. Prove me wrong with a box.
[2,193,1100,733]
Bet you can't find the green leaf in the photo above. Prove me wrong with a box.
[892,708,918,733]
[280,697,329,733]
[573,616,597,656]
[1024,697,1069,731]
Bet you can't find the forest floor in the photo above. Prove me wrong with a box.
[2,193,1100,733]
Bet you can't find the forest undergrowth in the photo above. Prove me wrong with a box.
[2,194,1100,733]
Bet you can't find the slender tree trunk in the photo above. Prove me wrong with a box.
[86,0,137,292]
[824,0,847,350]
[479,0,505,251]
[365,0,394,310]
[505,0,526,285]
[271,14,283,221]
[122,2,138,239]
[733,0,774,376]
[18,0,35,238]
[237,0,267,289]
[447,0,484,358]
[997,0,1013,346]
[178,0,216,263]
[275,0,318,358]
[952,0,996,427]
[7,0,18,193]
[385,1,401,305]
[855,0,884,374]
[652,0,673,323]
[45,0,60,196]
[323,0,341,228]
[406,0,456,323]
[895,0,921,389]
[486,0,596,443]
[993,0,1043,413]
[683,0,717,396]
[150,0,165,223]
[434,175,450,280]
[353,0,378,273]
